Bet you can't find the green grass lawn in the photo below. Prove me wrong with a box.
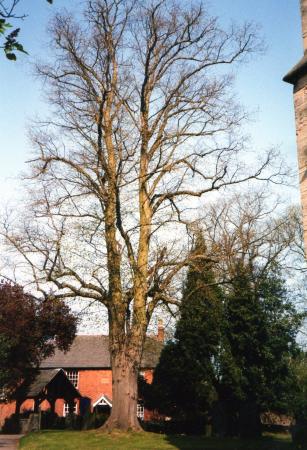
[19,430,294,450]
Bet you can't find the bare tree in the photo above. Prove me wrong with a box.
[201,191,307,346]
[285,205,307,272]
[1,0,285,430]
[202,191,306,285]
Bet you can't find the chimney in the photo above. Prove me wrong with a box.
[157,319,165,343]
[301,0,307,52]
[283,0,307,256]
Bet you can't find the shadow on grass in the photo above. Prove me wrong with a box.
[165,433,295,450]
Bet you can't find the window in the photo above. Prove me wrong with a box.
[65,370,79,388]
[137,402,144,420]
[63,401,78,416]
[0,388,7,402]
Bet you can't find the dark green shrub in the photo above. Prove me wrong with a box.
[82,411,108,430]
[1,413,21,434]
[52,415,66,429]
[291,421,307,449]
[238,402,262,438]
[143,418,206,435]
[64,414,83,430]
[212,401,238,437]
[40,410,58,429]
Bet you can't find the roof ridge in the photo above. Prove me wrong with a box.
[40,334,162,369]
[74,334,108,337]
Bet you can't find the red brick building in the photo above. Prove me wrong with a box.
[0,332,163,427]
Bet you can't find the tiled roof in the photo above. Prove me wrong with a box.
[20,369,80,398]
[27,369,60,396]
[40,335,163,369]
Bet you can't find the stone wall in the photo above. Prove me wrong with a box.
[293,85,307,251]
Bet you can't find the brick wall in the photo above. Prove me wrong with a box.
[0,367,155,426]
[0,399,34,428]
[78,369,113,407]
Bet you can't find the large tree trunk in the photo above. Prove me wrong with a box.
[102,348,142,431]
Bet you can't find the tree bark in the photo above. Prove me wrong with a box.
[102,350,142,431]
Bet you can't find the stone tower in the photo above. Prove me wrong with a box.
[283,0,307,254]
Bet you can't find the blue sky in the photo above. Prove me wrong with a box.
[0,0,303,205]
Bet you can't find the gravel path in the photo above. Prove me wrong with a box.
[0,435,24,450]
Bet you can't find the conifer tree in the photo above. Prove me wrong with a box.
[216,263,302,437]
[151,235,223,427]
[150,251,303,437]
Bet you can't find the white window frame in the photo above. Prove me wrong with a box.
[137,403,144,420]
[63,401,78,417]
[0,388,7,402]
[65,369,79,388]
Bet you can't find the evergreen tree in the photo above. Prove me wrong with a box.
[290,352,307,448]
[215,263,303,437]
[151,235,223,427]
[150,256,303,437]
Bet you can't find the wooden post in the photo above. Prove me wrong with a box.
[49,398,56,414]
[68,399,75,415]
[15,398,22,415]
[38,408,42,431]
[34,398,40,413]
[66,398,76,429]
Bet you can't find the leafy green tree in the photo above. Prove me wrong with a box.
[290,353,307,449]
[292,352,307,421]
[0,0,52,59]
[149,249,303,437]
[216,263,303,437]
[0,280,77,396]
[151,235,223,427]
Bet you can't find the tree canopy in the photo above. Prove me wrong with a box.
[0,280,77,396]
[216,264,302,436]
[0,0,286,430]
[151,235,223,424]
[150,258,302,436]
[149,196,304,436]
